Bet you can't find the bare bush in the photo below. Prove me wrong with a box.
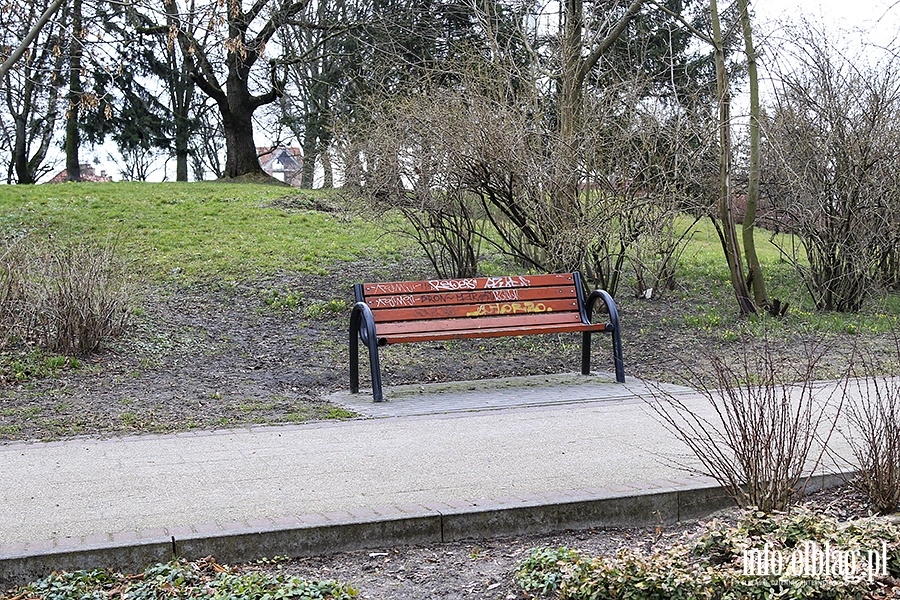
[647,337,845,512]
[344,91,490,278]
[843,336,900,514]
[346,68,705,294]
[762,22,900,311]
[0,236,132,355]
[0,239,30,347]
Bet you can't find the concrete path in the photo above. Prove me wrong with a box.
[0,372,856,585]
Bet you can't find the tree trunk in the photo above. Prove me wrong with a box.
[222,110,261,178]
[738,0,768,308]
[221,72,263,178]
[559,0,583,143]
[175,139,189,181]
[321,140,333,188]
[13,115,34,184]
[172,54,194,182]
[64,0,83,182]
[300,122,317,188]
[711,0,755,315]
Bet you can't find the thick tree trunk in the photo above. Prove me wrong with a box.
[65,0,83,182]
[13,116,34,184]
[175,143,189,181]
[222,111,262,178]
[217,65,266,179]
[221,79,263,178]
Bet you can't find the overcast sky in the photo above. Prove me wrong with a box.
[752,0,897,54]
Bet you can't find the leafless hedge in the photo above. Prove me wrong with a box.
[647,336,845,512]
[762,22,900,311]
[344,68,709,297]
[0,236,132,355]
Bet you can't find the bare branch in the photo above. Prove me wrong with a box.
[0,0,66,83]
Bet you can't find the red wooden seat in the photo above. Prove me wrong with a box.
[350,272,624,401]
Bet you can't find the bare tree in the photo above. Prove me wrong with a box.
[64,0,85,181]
[162,0,311,179]
[0,0,65,82]
[350,61,705,292]
[0,0,66,184]
[738,0,768,309]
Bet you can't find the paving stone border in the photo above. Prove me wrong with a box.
[0,472,849,586]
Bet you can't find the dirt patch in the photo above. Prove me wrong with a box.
[0,255,888,441]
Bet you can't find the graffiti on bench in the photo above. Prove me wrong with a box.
[466,302,552,317]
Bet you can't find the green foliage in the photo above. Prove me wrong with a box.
[261,288,305,310]
[304,299,349,320]
[517,509,900,599]
[11,558,357,600]
[0,349,80,384]
[515,546,585,596]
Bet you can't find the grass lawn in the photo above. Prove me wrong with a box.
[2,181,898,342]
[0,182,406,280]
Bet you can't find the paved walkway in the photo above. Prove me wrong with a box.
[0,372,855,585]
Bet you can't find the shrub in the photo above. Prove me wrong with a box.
[0,236,132,357]
[843,333,900,515]
[646,335,845,512]
[516,509,900,599]
[0,239,29,347]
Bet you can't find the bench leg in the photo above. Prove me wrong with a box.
[581,331,592,375]
[350,303,385,402]
[368,344,383,402]
[582,329,625,383]
[350,331,384,401]
[611,326,625,383]
[350,328,361,394]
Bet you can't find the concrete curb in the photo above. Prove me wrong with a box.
[0,471,850,586]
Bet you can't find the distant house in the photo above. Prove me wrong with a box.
[47,163,113,183]
[258,147,303,186]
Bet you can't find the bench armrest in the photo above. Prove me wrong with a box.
[350,301,384,347]
[349,301,386,400]
[584,288,624,383]
[585,289,619,330]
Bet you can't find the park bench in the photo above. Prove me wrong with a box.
[349,272,624,402]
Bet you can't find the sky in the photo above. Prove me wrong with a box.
[756,0,896,29]
[752,0,897,59]
[720,0,898,118]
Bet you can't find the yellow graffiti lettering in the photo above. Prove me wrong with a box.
[466,302,552,317]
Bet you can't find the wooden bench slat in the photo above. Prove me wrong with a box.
[383,322,609,344]
[365,285,579,310]
[363,273,575,297]
[370,298,580,323]
[375,312,585,336]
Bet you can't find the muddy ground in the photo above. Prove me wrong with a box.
[0,254,877,442]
